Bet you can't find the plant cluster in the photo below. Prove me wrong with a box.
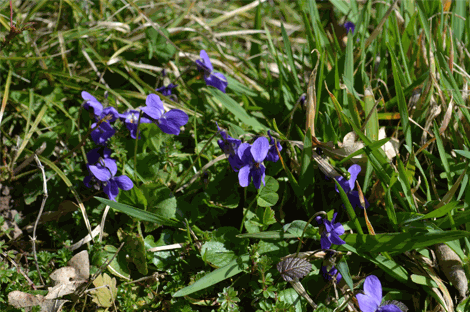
[1,1,470,312]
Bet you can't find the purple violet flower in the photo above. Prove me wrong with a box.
[266,130,282,162]
[83,153,133,201]
[344,21,355,34]
[321,265,342,283]
[335,164,370,209]
[216,123,243,171]
[119,110,152,139]
[196,50,228,93]
[81,91,119,122]
[141,94,189,135]
[90,121,116,146]
[238,137,270,189]
[356,275,404,312]
[156,83,178,97]
[320,212,345,250]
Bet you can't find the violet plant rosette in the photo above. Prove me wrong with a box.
[141,94,188,136]
[196,50,228,93]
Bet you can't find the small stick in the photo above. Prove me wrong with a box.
[31,155,47,285]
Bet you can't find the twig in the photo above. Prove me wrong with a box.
[31,155,47,286]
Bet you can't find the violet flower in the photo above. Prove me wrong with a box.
[156,83,178,97]
[196,50,228,93]
[321,265,342,283]
[266,130,282,162]
[119,110,152,139]
[335,164,370,209]
[344,21,355,34]
[320,212,345,250]
[216,123,243,171]
[83,152,133,201]
[356,275,404,312]
[141,94,188,136]
[82,91,119,145]
[238,137,270,189]
[90,121,116,146]
[82,91,119,122]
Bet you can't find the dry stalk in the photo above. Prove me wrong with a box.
[32,155,47,286]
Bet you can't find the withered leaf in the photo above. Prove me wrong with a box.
[277,257,312,282]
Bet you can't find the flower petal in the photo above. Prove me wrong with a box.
[321,234,332,250]
[356,293,379,312]
[82,91,103,116]
[238,143,252,164]
[86,148,101,164]
[89,164,112,182]
[348,164,361,190]
[158,109,189,135]
[377,305,403,312]
[363,275,382,307]
[101,107,119,123]
[198,50,213,72]
[83,175,93,188]
[156,83,178,97]
[251,165,266,189]
[335,176,351,194]
[114,175,133,191]
[205,72,228,93]
[142,94,164,120]
[238,165,251,187]
[103,158,117,176]
[104,180,119,201]
[329,233,346,246]
[251,137,270,164]
[332,223,345,237]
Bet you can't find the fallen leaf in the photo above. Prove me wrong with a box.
[90,273,117,308]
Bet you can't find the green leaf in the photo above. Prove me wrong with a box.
[117,228,148,275]
[144,234,175,270]
[209,88,265,131]
[336,258,354,291]
[93,245,130,280]
[411,274,438,287]
[145,27,176,62]
[201,241,237,268]
[257,176,279,207]
[140,183,177,220]
[278,288,302,312]
[342,230,470,254]
[173,255,250,297]
[94,197,180,227]
[262,207,277,227]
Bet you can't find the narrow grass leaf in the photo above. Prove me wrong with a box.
[94,197,180,227]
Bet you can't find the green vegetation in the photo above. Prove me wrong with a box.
[1,0,470,311]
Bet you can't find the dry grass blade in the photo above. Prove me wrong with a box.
[0,67,12,127]
[208,0,267,27]
[305,50,320,137]
[289,279,317,309]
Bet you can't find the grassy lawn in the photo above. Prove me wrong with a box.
[1,0,470,311]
